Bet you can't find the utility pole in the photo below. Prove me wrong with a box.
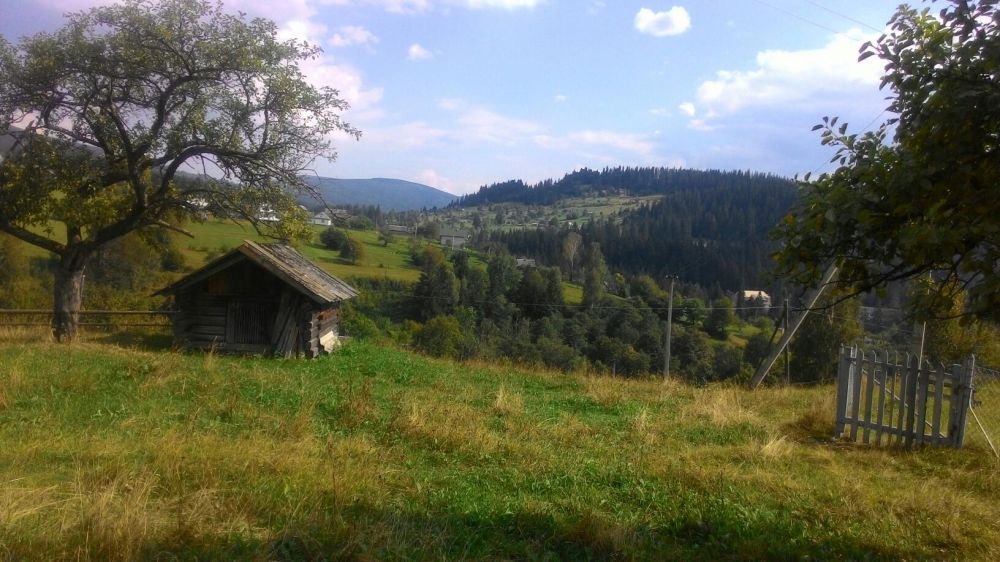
[664,275,677,380]
[749,264,839,389]
[784,290,791,385]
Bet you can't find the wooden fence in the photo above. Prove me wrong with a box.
[0,309,173,329]
[835,346,975,448]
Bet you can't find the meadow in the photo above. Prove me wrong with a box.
[1,334,998,560]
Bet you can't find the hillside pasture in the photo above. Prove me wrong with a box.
[0,336,997,560]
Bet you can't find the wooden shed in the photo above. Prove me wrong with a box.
[157,240,358,357]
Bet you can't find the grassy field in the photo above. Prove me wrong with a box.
[1,334,998,560]
[180,221,422,283]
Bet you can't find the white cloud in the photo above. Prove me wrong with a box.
[457,108,542,144]
[678,102,696,117]
[408,43,433,60]
[692,30,882,119]
[416,169,458,193]
[534,130,654,156]
[276,19,384,120]
[650,107,671,118]
[587,1,606,15]
[329,25,379,47]
[553,94,568,103]
[634,6,691,37]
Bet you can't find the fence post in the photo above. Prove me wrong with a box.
[903,354,920,449]
[952,356,976,448]
[835,346,851,438]
[849,347,864,442]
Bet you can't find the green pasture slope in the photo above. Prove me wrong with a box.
[0,337,998,560]
[180,220,585,304]
[181,221,421,283]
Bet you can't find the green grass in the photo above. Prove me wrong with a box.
[180,221,422,283]
[1,334,998,560]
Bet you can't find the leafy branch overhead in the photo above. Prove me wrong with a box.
[773,0,1000,320]
[0,0,359,340]
[0,0,359,252]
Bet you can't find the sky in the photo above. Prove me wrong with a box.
[0,0,905,194]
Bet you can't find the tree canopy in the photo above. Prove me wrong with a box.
[773,0,1000,320]
[0,0,358,338]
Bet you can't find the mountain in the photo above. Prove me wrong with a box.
[453,166,793,207]
[487,167,798,291]
[301,176,457,211]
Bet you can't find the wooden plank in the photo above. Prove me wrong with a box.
[835,346,853,438]
[914,361,931,446]
[190,325,226,336]
[895,354,910,447]
[862,350,877,444]
[849,347,864,442]
[953,357,975,447]
[885,353,899,445]
[903,354,919,448]
[874,350,888,446]
[931,362,946,446]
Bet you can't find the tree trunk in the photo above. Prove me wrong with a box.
[52,250,89,342]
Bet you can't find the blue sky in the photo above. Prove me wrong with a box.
[1,0,904,194]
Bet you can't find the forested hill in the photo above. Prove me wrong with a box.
[492,170,798,291]
[452,166,793,207]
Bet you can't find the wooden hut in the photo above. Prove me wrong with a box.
[157,240,358,357]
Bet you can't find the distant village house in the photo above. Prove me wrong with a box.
[439,228,470,249]
[387,224,415,236]
[740,290,772,311]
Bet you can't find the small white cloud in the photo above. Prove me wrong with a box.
[634,6,691,37]
[554,94,568,103]
[650,107,671,118]
[416,169,457,193]
[407,43,433,60]
[587,1,606,15]
[330,25,379,47]
[678,102,696,117]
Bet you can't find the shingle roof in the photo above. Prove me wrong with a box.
[156,240,358,304]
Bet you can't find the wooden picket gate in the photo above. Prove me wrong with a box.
[834,346,975,448]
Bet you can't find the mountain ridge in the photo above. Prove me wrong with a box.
[301,176,457,211]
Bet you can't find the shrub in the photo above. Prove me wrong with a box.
[412,315,464,359]
[320,227,349,251]
[340,237,366,264]
[347,216,374,230]
[340,306,380,340]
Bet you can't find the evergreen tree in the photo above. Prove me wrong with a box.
[582,242,607,308]
[705,297,735,340]
[789,296,861,382]
[413,246,459,320]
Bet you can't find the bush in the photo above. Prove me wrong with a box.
[538,337,584,373]
[413,315,464,359]
[340,306,380,340]
[320,227,349,251]
[347,216,374,230]
[340,236,366,264]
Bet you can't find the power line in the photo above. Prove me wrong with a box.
[802,0,882,33]
[750,0,844,34]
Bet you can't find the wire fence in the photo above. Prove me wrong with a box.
[968,364,1000,457]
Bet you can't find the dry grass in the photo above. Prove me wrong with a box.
[681,386,760,426]
[1,340,999,560]
[491,385,523,416]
